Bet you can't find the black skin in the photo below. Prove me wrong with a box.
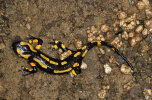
[12,36,134,76]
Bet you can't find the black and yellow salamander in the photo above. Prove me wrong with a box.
[12,36,134,77]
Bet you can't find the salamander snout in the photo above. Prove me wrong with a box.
[12,41,31,59]
[12,41,21,54]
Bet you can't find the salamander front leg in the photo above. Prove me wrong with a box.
[48,40,73,53]
[21,62,37,76]
[26,36,43,50]
[70,63,82,77]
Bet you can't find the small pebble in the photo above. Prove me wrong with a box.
[135,34,142,42]
[88,33,94,38]
[114,27,119,32]
[136,1,145,10]
[86,29,91,34]
[135,25,143,33]
[0,33,7,37]
[142,28,149,36]
[113,20,119,27]
[74,39,82,49]
[128,32,135,38]
[144,20,151,27]
[143,88,152,96]
[98,90,106,99]
[144,19,152,31]
[125,13,136,23]
[88,36,96,42]
[130,21,136,26]
[106,32,113,40]
[111,37,122,48]
[80,61,87,69]
[101,24,109,33]
[0,41,5,49]
[109,56,118,65]
[145,9,152,18]
[123,81,133,91]
[130,37,137,47]
[149,29,152,34]
[104,64,112,74]
[102,85,110,90]
[122,31,128,40]
[90,26,98,34]
[142,0,150,8]
[117,11,127,20]
[25,16,31,22]
[120,64,131,74]
[26,23,31,30]
[99,48,105,54]
[119,20,125,27]
[60,51,72,60]
[96,35,105,41]
[136,20,140,25]
[125,23,135,31]
[130,34,142,46]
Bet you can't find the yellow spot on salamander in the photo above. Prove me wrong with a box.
[51,45,58,49]
[22,55,31,59]
[28,68,33,71]
[112,48,115,51]
[33,58,47,69]
[61,61,67,65]
[81,46,87,50]
[74,52,81,57]
[91,41,101,46]
[36,45,42,50]
[17,49,22,54]
[55,40,58,44]
[20,42,26,45]
[70,70,77,76]
[40,54,50,61]
[50,60,58,65]
[30,63,36,66]
[29,40,32,43]
[54,45,58,49]
[25,68,33,72]
[54,68,72,73]
[97,41,101,46]
[82,50,88,57]
[67,50,72,54]
[73,63,79,67]
[20,42,37,52]
[33,39,38,43]
[61,44,65,48]
[91,41,97,43]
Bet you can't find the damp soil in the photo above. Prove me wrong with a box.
[0,0,151,100]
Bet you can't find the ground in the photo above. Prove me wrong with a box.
[0,0,151,100]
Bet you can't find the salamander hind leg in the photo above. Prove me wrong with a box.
[21,62,37,76]
[26,35,43,50]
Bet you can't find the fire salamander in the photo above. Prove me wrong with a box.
[12,36,134,77]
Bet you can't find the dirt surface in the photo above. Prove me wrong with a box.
[0,0,151,100]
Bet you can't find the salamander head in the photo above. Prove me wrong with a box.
[12,41,34,59]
